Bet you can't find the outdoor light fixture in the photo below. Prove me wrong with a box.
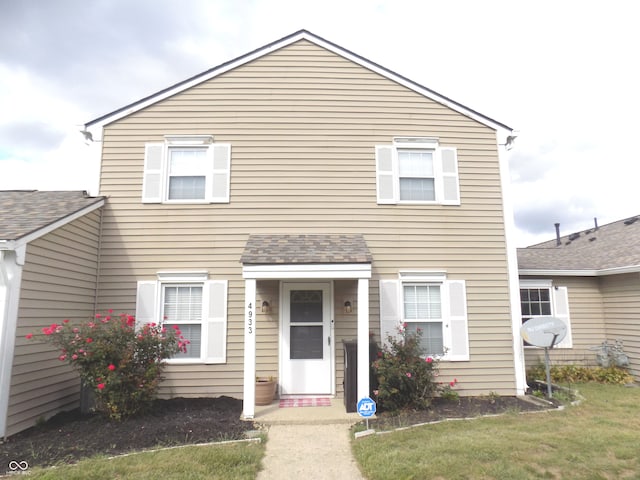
[261,300,270,313]
[344,300,352,314]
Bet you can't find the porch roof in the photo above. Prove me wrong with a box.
[240,234,372,265]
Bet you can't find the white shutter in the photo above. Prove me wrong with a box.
[203,280,228,363]
[552,286,572,348]
[375,146,397,204]
[379,280,401,348]
[439,147,460,205]
[210,144,231,203]
[142,143,165,203]
[444,280,469,361]
[135,281,157,330]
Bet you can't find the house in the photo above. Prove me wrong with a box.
[3,29,523,435]
[0,190,104,438]
[518,216,640,379]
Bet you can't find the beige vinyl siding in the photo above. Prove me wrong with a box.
[522,276,606,370]
[97,40,516,397]
[7,210,101,437]
[601,273,640,380]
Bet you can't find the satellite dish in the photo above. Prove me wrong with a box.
[520,316,567,348]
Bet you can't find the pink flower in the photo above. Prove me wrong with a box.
[63,319,70,323]
[86,337,93,343]
[172,325,179,330]
[97,383,105,390]
[450,380,457,387]
[108,309,113,314]
[108,364,116,371]
[373,389,379,396]
[88,322,95,328]
[406,372,412,378]
[95,313,101,319]
[126,316,135,327]
[72,354,78,360]
[426,357,433,363]
[25,333,33,340]
[58,354,66,361]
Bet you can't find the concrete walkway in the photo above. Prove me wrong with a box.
[254,401,366,479]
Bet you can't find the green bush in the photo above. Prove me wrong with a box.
[372,325,456,413]
[27,311,186,420]
[527,363,634,385]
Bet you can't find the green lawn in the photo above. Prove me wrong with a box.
[352,384,640,480]
[23,440,265,480]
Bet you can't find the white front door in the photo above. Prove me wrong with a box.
[280,282,332,395]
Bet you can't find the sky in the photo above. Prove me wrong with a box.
[1,0,638,247]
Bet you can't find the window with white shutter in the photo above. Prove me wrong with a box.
[141,135,231,204]
[520,282,572,349]
[135,275,228,363]
[374,138,460,205]
[379,274,469,361]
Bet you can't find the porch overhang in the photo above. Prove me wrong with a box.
[239,234,372,419]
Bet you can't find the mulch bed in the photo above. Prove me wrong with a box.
[362,395,557,431]
[1,396,256,475]
[1,394,557,474]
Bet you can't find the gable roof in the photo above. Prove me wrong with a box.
[518,215,640,275]
[0,191,105,247]
[241,234,372,265]
[85,30,514,141]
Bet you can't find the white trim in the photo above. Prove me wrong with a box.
[357,278,370,402]
[242,263,371,279]
[0,247,25,438]
[157,271,209,281]
[519,278,553,288]
[0,200,105,252]
[165,135,214,145]
[497,132,527,395]
[399,270,447,282]
[85,31,513,139]
[519,265,640,277]
[243,279,257,419]
[393,136,439,149]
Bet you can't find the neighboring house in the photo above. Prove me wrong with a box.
[0,190,104,438]
[518,216,640,379]
[83,29,522,421]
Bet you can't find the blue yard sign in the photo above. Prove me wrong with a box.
[357,397,376,417]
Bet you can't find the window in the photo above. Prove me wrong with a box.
[379,274,469,361]
[142,135,231,204]
[375,137,460,205]
[162,285,203,359]
[398,150,435,201]
[403,284,443,355]
[135,274,228,363]
[519,282,572,348]
[167,148,208,200]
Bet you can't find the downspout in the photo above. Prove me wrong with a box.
[497,131,527,395]
[0,246,26,439]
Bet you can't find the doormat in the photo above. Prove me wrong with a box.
[279,398,332,408]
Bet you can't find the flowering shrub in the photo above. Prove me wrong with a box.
[372,324,456,413]
[27,311,188,420]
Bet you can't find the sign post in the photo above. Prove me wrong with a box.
[520,316,567,399]
[357,396,376,432]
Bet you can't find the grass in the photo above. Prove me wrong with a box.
[352,384,640,480]
[21,440,265,480]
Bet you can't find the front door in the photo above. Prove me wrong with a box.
[280,282,332,395]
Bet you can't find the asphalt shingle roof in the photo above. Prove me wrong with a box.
[518,215,640,271]
[240,234,372,265]
[0,191,104,241]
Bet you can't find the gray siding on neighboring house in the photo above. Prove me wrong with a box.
[97,40,516,397]
[522,276,607,370]
[601,273,640,380]
[7,211,101,437]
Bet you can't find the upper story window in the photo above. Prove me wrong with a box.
[142,135,231,204]
[375,137,460,205]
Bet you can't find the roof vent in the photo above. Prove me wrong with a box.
[623,216,638,225]
[568,232,580,241]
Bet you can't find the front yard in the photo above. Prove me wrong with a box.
[352,383,640,479]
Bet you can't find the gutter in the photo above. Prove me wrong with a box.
[519,265,640,277]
